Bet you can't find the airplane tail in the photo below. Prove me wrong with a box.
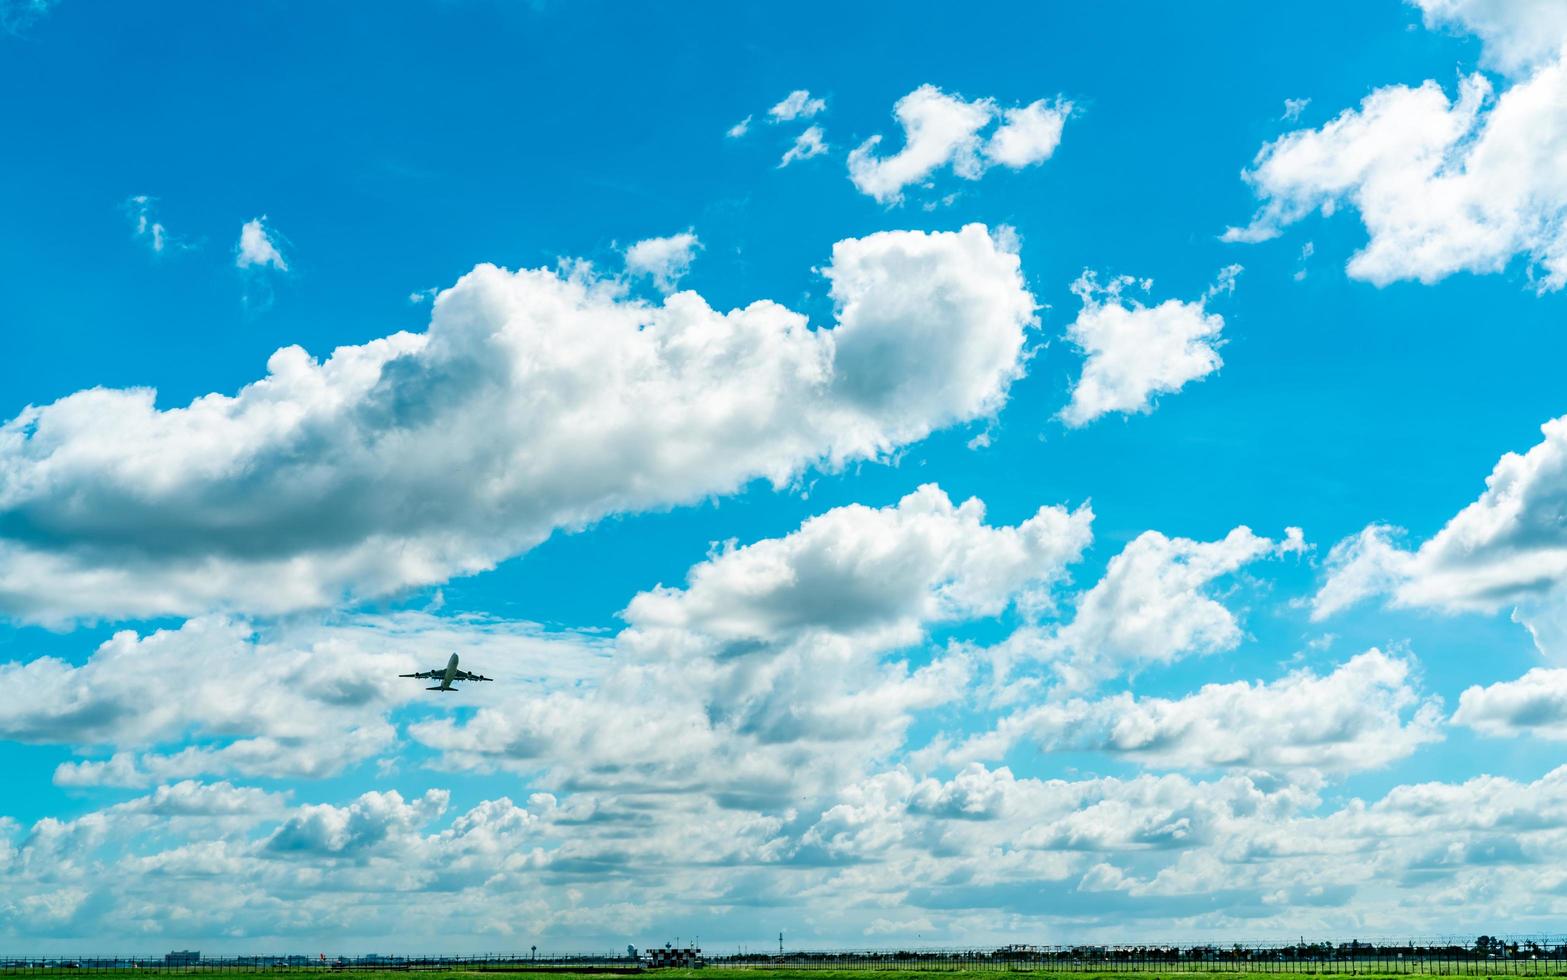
[427,686,455,692]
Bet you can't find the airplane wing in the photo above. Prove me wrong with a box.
[453,670,493,682]
[399,669,442,679]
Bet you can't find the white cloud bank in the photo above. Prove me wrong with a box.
[0,613,609,787]
[24,759,1567,944]
[1,481,1092,799]
[0,224,1035,623]
[848,85,1071,204]
[1058,267,1239,427]
[942,650,1442,774]
[412,483,1092,803]
[0,475,1492,944]
[1227,5,1567,291]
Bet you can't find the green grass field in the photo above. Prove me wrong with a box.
[4,970,1560,980]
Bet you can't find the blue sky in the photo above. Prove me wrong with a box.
[5,0,1567,953]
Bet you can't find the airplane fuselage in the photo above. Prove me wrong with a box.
[434,652,461,691]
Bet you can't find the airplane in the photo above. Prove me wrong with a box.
[400,652,492,692]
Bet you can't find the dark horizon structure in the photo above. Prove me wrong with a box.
[3,935,1567,975]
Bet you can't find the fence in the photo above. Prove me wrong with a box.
[6,940,1567,976]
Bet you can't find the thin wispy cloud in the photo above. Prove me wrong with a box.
[0,0,59,32]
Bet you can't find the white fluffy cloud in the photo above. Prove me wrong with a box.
[1455,667,1567,739]
[780,125,828,167]
[623,231,701,291]
[0,613,606,786]
[1314,415,1567,653]
[20,756,1567,944]
[1312,525,1414,620]
[266,789,449,856]
[1227,10,1567,292]
[985,99,1070,169]
[945,650,1442,774]
[235,216,288,271]
[0,224,1035,623]
[847,85,1071,204]
[769,89,826,122]
[1413,0,1567,76]
[2,479,1093,799]
[413,483,1091,802]
[624,483,1092,650]
[1037,525,1304,690]
[1058,267,1239,427]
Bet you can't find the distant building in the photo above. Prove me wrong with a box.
[644,945,703,968]
[164,951,201,966]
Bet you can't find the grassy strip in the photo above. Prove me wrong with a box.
[3,965,1567,972]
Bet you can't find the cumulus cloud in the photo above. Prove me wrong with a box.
[800,763,1321,871]
[623,231,701,291]
[985,99,1070,169]
[0,613,608,786]
[412,483,1091,803]
[1455,668,1567,739]
[6,780,286,884]
[19,755,1567,942]
[769,89,826,122]
[235,216,288,271]
[4,479,1095,802]
[1311,525,1414,620]
[725,114,753,139]
[624,483,1092,650]
[945,650,1443,774]
[847,85,1071,204]
[780,125,828,167]
[1226,10,1567,292]
[1058,267,1238,427]
[1036,525,1304,690]
[0,224,1035,623]
[1313,415,1567,653]
[1413,0,1567,77]
[266,789,448,857]
[0,779,793,943]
